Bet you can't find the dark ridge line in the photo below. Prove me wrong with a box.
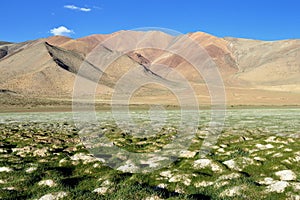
[0,46,8,59]
[0,89,18,94]
[100,44,113,53]
[125,53,177,85]
[45,42,106,75]
[44,42,116,88]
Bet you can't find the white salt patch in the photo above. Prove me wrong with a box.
[258,177,275,185]
[160,170,172,178]
[93,187,109,194]
[255,143,274,150]
[267,181,289,193]
[178,150,196,158]
[38,179,57,187]
[223,159,241,171]
[220,186,241,197]
[217,173,240,181]
[26,167,37,173]
[275,170,296,181]
[195,181,214,187]
[39,191,67,200]
[0,167,12,172]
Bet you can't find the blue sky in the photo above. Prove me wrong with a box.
[1,0,299,42]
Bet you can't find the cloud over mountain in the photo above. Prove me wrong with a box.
[50,26,74,36]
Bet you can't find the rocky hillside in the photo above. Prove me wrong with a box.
[0,31,299,105]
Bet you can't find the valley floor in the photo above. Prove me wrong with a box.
[0,110,299,199]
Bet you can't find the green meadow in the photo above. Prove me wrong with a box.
[0,109,299,199]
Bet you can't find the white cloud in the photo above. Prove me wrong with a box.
[80,8,91,12]
[64,5,77,10]
[50,26,74,36]
[64,5,91,12]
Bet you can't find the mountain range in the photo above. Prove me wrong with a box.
[0,31,299,107]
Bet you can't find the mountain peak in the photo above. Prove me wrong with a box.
[0,31,299,105]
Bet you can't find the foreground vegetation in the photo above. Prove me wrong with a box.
[0,109,299,199]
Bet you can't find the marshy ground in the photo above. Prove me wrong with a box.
[0,109,299,199]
